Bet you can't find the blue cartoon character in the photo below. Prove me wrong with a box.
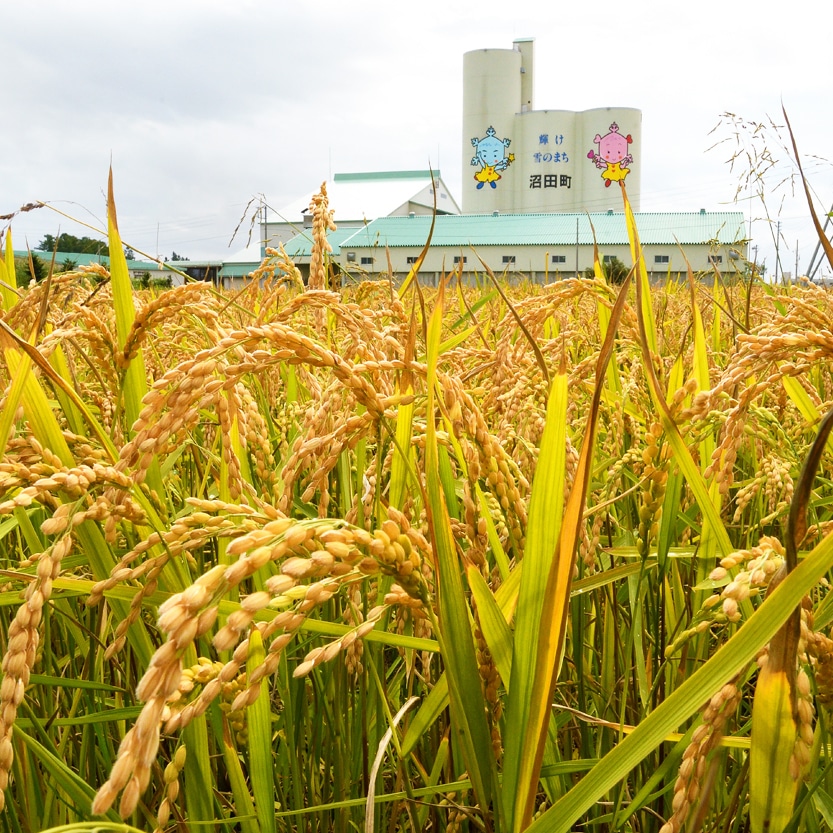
[587,122,633,187]
[471,126,515,189]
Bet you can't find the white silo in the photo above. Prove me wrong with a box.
[462,40,641,214]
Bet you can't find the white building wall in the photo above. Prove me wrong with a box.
[462,47,523,213]
[338,242,741,282]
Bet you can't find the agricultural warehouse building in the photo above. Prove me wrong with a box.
[320,210,747,285]
[13,250,172,285]
[463,38,642,214]
[262,170,460,255]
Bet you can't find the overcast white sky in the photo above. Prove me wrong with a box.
[2,0,831,277]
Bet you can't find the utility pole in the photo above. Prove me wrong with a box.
[807,199,833,280]
[575,217,579,279]
[795,240,799,282]
[775,220,781,284]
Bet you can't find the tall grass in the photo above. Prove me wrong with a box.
[0,148,832,833]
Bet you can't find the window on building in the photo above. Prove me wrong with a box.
[551,255,566,264]
[406,256,418,264]
[654,255,670,264]
[454,256,467,264]
[502,255,516,264]
[709,255,723,264]
[603,255,616,264]
[360,257,374,265]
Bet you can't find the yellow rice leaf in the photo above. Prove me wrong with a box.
[398,207,436,298]
[782,374,819,424]
[503,270,632,832]
[749,665,799,833]
[621,184,657,355]
[390,306,417,512]
[107,170,164,499]
[0,229,18,309]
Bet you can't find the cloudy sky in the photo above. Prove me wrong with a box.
[2,0,831,276]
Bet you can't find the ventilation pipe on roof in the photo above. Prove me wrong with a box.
[700,208,706,214]
[409,212,415,219]
[492,210,499,217]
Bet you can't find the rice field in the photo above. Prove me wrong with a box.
[1,162,833,833]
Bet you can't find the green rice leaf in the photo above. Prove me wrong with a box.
[527,525,833,833]
[467,564,513,684]
[247,628,277,833]
[504,271,631,831]
[502,367,568,830]
[626,187,733,559]
[423,276,499,821]
[15,726,122,822]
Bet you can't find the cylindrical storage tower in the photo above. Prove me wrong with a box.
[463,41,642,214]
[462,47,522,213]
[579,107,642,212]
[513,109,580,212]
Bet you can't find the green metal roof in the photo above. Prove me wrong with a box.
[282,227,363,259]
[338,212,747,249]
[16,250,110,267]
[14,250,158,270]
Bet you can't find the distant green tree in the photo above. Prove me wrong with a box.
[16,254,47,283]
[125,247,136,261]
[170,252,190,262]
[61,258,78,272]
[37,233,109,256]
[585,256,629,285]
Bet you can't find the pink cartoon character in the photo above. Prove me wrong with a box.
[587,122,633,187]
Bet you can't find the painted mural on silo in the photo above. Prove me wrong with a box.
[587,122,633,187]
[462,40,641,213]
[513,109,579,213]
[580,107,641,211]
[470,126,515,190]
[462,44,524,213]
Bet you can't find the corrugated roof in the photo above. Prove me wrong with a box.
[14,250,159,270]
[282,227,360,259]
[338,212,747,249]
[16,250,110,267]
